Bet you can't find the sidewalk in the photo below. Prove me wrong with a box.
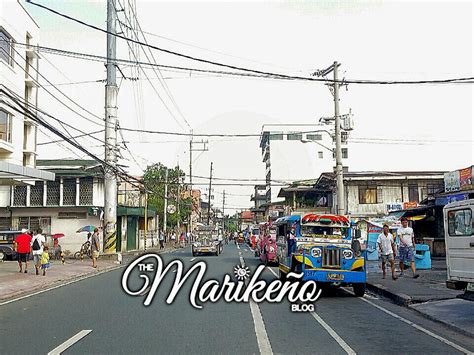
[0,246,176,303]
[366,257,474,337]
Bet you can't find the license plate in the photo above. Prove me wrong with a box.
[327,273,344,281]
[201,249,208,252]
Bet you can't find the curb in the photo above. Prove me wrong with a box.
[0,248,178,306]
[366,282,412,306]
[409,303,474,339]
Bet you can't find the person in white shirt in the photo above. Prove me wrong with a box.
[398,218,420,278]
[31,228,46,276]
[377,224,398,280]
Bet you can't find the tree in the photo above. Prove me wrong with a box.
[143,163,191,232]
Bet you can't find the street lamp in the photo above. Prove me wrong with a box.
[300,138,334,153]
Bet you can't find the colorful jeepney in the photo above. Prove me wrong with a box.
[256,222,278,265]
[276,213,366,296]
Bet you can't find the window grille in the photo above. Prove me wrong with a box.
[79,177,93,205]
[46,181,60,206]
[30,182,44,206]
[13,186,27,206]
[63,178,77,206]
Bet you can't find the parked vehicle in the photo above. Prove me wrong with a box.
[0,230,22,261]
[192,225,219,256]
[277,213,366,297]
[444,199,474,292]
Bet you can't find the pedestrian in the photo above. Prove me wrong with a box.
[159,231,164,249]
[377,224,398,280]
[31,228,46,276]
[14,229,32,273]
[171,232,177,246]
[41,246,50,276]
[91,228,100,268]
[398,218,420,278]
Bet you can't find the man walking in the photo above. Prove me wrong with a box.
[159,231,164,249]
[31,228,45,276]
[377,224,398,280]
[14,229,32,273]
[398,218,420,278]
[91,228,100,268]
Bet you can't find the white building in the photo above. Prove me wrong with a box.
[259,124,350,203]
[0,2,55,205]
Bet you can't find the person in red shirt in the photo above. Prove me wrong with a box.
[14,229,32,273]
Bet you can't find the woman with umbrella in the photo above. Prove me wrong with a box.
[51,233,64,260]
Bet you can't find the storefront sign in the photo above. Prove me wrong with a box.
[435,193,469,206]
[403,202,418,209]
[444,170,461,192]
[386,203,403,213]
[459,166,473,191]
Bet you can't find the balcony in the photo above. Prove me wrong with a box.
[0,137,14,153]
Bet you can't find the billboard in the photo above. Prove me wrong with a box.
[444,170,460,192]
[459,166,473,191]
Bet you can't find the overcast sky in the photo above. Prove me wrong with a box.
[24,0,473,213]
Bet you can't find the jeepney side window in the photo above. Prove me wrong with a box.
[448,209,472,236]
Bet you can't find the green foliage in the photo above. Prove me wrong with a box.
[143,163,191,231]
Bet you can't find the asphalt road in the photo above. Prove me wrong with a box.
[1,243,473,355]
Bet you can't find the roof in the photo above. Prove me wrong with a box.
[316,171,445,186]
[240,211,254,220]
[37,159,103,177]
[0,161,55,183]
[274,215,300,225]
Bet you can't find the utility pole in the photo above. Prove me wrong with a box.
[104,0,118,253]
[207,162,213,225]
[222,190,225,232]
[144,190,148,250]
[163,169,168,236]
[333,61,345,215]
[177,172,181,234]
[189,137,208,232]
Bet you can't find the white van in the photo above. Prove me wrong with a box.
[443,199,474,291]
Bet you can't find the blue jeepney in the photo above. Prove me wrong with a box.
[276,213,366,296]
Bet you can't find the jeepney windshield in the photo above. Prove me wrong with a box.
[300,225,349,238]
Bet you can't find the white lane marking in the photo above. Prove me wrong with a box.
[48,330,92,355]
[356,294,473,354]
[240,252,273,354]
[266,267,278,278]
[0,265,122,307]
[250,300,274,355]
[190,258,196,262]
[310,312,356,355]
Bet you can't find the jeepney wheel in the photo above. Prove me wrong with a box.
[279,268,287,281]
[353,283,366,297]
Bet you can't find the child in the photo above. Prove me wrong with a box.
[41,246,50,276]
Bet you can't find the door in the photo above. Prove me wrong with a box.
[445,205,474,281]
[116,217,122,252]
[127,216,137,251]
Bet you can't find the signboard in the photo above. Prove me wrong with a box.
[403,202,418,209]
[435,193,469,206]
[459,166,473,191]
[386,203,403,213]
[444,170,460,192]
[167,205,176,214]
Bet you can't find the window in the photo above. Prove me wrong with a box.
[46,180,60,206]
[58,212,87,219]
[268,133,283,140]
[30,182,44,207]
[18,217,51,234]
[287,132,303,141]
[0,29,13,66]
[342,148,348,159]
[359,185,378,204]
[79,177,93,205]
[63,178,77,206]
[448,209,473,236]
[408,184,419,203]
[13,186,27,206]
[0,110,12,143]
[307,134,322,141]
[318,151,323,159]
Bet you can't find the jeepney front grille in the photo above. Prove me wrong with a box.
[322,248,341,268]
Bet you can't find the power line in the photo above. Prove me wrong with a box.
[22,2,474,85]
[37,129,105,145]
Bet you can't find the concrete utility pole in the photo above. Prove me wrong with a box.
[189,137,208,231]
[333,61,345,215]
[104,0,118,253]
[222,190,225,232]
[207,162,213,225]
[163,169,168,236]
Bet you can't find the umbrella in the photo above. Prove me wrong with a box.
[76,225,97,233]
[52,233,65,239]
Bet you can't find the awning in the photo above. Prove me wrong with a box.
[274,215,300,225]
[0,161,55,185]
[388,205,433,219]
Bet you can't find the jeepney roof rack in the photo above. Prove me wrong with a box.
[301,214,350,227]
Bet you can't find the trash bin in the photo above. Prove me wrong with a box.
[414,244,431,269]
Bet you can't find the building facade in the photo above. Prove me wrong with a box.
[259,124,350,203]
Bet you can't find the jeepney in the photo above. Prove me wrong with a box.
[257,222,278,265]
[277,213,366,296]
[192,225,220,256]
